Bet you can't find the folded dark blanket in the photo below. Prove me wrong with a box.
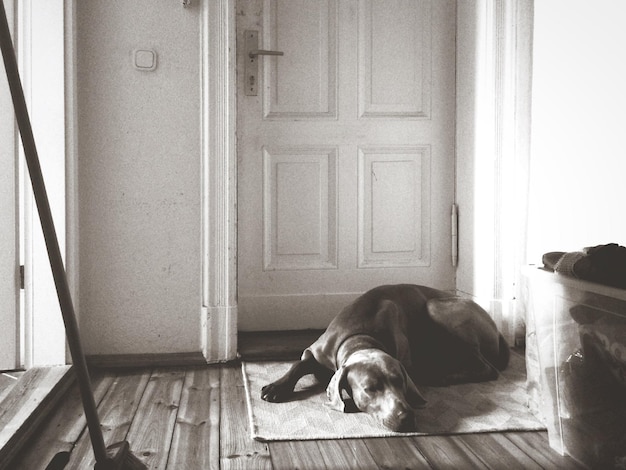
[542,243,626,289]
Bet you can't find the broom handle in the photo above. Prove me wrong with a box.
[0,1,109,463]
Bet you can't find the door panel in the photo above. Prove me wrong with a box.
[264,0,337,118]
[358,146,430,268]
[263,146,338,270]
[237,0,456,330]
[358,0,431,118]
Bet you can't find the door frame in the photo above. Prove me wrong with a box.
[1,0,71,368]
[26,0,71,367]
[201,0,532,361]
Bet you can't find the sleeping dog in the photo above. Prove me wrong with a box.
[261,284,509,432]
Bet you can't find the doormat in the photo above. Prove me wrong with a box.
[242,351,545,441]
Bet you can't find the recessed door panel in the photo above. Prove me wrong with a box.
[263,147,338,270]
[263,0,337,118]
[358,146,430,268]
[358,0,431,118]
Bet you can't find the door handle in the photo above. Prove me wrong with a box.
[244,30,284,96]
[249,49,284,58]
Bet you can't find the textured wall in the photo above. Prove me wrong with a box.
[76,0,202,355]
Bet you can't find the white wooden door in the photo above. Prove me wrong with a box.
[237,0,456,330]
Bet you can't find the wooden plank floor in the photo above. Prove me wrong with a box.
[8,333,586,469]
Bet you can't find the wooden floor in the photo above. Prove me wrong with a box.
[9,332,585,469]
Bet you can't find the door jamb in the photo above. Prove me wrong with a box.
[201,0,238,362]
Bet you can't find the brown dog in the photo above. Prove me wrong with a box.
[260,284,509,432]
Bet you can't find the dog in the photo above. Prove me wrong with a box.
[260,284,509,432]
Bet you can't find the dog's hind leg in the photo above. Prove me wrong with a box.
[426,298,508,368]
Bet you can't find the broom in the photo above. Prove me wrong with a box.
[0,2,146,469]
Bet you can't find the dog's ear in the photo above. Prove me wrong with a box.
[324,366,355,412]
[403,367,427,409]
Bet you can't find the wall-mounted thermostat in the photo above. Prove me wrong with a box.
[133,49,157,71]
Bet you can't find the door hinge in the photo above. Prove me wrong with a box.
[19,265,24,289]
[451,203,458,267]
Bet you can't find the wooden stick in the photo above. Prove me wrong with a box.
[0,1,109,463]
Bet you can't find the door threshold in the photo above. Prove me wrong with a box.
[238,329,323,361]
[0,365,74,468]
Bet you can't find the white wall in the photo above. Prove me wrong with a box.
[527,1,626,262]
[76,1,202,356]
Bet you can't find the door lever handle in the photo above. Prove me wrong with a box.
[249,49,284,58]
[244,30,283,96]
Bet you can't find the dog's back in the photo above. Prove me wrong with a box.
[349,284,509,383]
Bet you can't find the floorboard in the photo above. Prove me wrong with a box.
[362,436,432,469]
[317,439,379,469]
[126,368,185,469]
[167,366,221,469]
[271,439,382,470]
[504,431,585,469]
[412,435,489,469]
[458,432,542,469]
[269,440,327,470]
[219,363,272,470]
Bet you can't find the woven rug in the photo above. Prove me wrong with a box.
[242,351,545,441]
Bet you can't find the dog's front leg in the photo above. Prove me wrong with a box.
[261,355,325,402]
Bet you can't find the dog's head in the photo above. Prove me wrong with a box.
[325,349,426,432]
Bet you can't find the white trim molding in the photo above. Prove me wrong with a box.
[201,0,237,362]
[65,0,79,363]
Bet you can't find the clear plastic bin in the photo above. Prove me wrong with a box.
[524,267,626,469]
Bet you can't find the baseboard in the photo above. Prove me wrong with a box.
[0,366,74,469]
[86,351,208,369]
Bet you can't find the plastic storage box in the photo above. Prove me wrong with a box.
[524,267,626,469]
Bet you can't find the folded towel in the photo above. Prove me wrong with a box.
[553,251,586,276]
[542,243,626,289]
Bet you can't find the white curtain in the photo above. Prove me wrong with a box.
[456,0,533,346]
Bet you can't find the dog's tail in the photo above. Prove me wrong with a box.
[494,334,510,371]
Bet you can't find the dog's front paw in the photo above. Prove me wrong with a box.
[261,381,292,402]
